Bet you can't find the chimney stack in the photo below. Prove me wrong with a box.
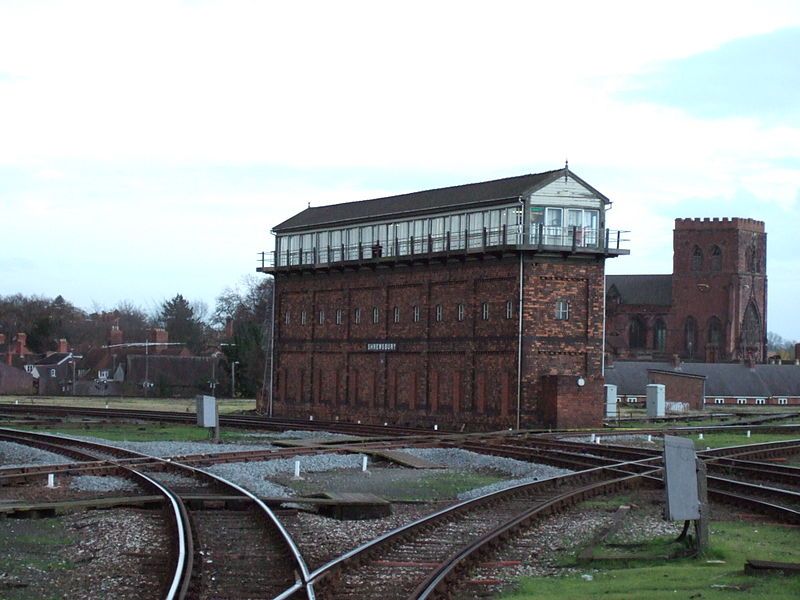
[0,333,5,345]
[150,328,169,353]
[15,333,28,356]
[109,325,123,346]
[745,353,756,369]
[671,354,681,369]
[57,338,69,353]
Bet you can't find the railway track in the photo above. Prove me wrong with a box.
[0,427,313,599]
[297,461,658,599]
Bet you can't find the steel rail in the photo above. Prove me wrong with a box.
[306,457,661,590]
[0,428,191,600]
[412,471,656,600]
[1,427,312,600]
[409,452,800,599]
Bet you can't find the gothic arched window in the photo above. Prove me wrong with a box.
[708,316,722,345]
[653,318,667,352]
[710,245,722,272]
[691,246,703,272]
[742,302,761,348]
[629,316,647,349]
[684,316,697,358]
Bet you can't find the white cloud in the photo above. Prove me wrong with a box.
[2,1,800,337]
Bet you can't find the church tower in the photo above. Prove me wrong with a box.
[671,218,767,362]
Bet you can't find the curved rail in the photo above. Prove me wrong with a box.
[307,457,661,596]
[0,428,191,599]
[0,427,313,599]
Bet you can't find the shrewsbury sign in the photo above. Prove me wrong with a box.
[366,342,397,352]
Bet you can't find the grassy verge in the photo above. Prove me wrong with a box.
[0,395,256,414]
[503,517,800,599]
[689,431,800,449]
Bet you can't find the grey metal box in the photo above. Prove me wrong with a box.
[663,435,700,520]
[196,395,217,428]
[646,384,665,418]
[604,384,618,417]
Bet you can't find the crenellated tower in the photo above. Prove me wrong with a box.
[671,218,767,362]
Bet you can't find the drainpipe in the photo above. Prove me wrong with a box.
[268,233,277,418]
[516,196,525,430]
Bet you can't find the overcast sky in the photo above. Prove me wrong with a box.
[2,1,799,340]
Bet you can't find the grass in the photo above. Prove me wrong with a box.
[282,469,503,502]
[0,395,256,414]
[0,518,74,600]
[381,471,503,501]
[503,516,800,599]
[690,431,800,449]
[9,422,260,443]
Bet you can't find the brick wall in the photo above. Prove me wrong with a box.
[647,370,705,410]
[266,253,606,430]
[539,374,603,428]
[606,218,768,364]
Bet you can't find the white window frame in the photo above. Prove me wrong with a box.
[555,299,570,320]
[778,397,788,405]
[318,310,325,325]
[481,302,489,321]
[714,398,725,405]
[301,311,307,325]
[372,306,379,324]
[354,308,361,324]
[393,306,400,323]
[413,305,420,323]
[506,300,513,319]
[435,304,443,322]
[736,398,747,405]
[336,309,343,325]
[49,368,56,377]
[284,311,290,325]
[457,303,465,321]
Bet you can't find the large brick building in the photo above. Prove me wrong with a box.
[605,218,767,363]
[258,168,628,429]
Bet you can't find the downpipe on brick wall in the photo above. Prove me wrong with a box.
[516,197,525,430]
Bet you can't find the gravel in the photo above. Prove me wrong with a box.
[561,433,662,448]
[0,441,75,468]
[207,453,367,498]
[35,433,278,458]
[69,475,139,493]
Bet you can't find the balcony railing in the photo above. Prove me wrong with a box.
[259,224,628,269]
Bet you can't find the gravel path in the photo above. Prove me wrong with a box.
[0,441,75,468]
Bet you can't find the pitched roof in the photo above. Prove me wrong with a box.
[33,352,74,366]
[606,274,673,306]
[605,361,800,397]
[274,169,604,232]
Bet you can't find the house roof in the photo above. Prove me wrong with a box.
[273,168,609,233]
[33,352,74,366]
[606,274,673,306]
[605,361,800,397]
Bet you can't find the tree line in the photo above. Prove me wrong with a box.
[0,275,274,398]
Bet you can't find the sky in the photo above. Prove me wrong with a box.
[1,1,799,340]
